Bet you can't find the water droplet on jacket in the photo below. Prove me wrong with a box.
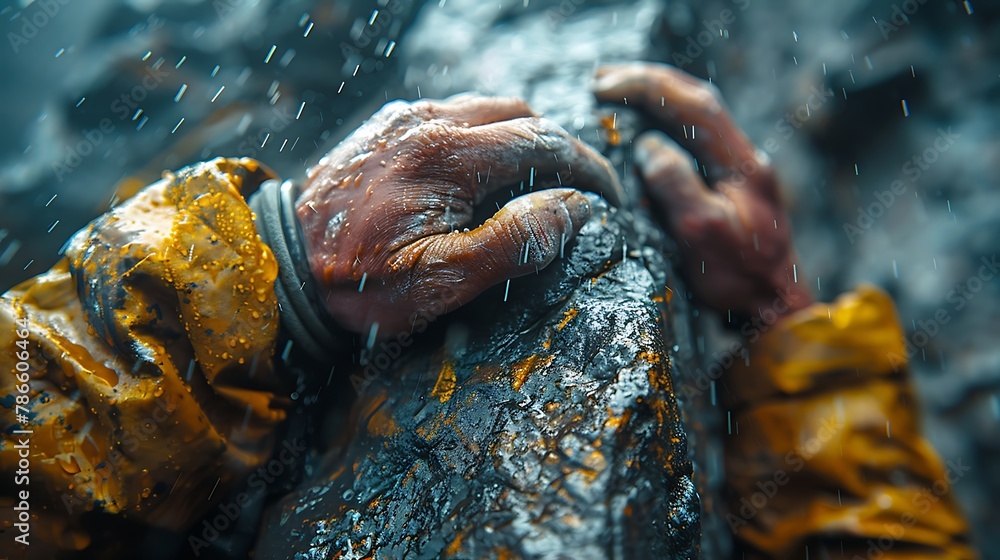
[58,455,82,474]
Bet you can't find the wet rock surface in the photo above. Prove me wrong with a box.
[3,0,998,556]
[255,195,700,559]
[396,1,728,555]
[255,2,717,558]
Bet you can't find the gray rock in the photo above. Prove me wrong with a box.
[255,195,701,559]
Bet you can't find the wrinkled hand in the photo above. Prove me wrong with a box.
[593,63,812,319]
[295,94,624,335]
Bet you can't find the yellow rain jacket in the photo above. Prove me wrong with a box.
[0,159,287,557]
[0,158,975,558]
[723,286,976,559]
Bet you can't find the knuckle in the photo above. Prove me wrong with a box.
[693,83,724,113]
[379,99,419,119]
[646,154,693,186]
[404,122,456,154]
[741,159,782,202]
[408,99,436,117]
[407,237,460,288]
[530,116,565,137]
[417,98,467,121]
[369,100,428,136]
[505,210,556,265]
[508,96,531,110]
[443,91,479,103]
[753,161,779,186]
[392,123,474,186]
[492,212,527,248]
[406,99,462,126]
[679,208,727,240]
[522,117,573,154]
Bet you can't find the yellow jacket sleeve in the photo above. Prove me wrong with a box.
[722,285,976,559]
[0,158,287,556]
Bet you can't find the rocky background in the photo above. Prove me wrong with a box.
[1,0,998,557]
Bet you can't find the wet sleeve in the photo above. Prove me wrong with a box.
[0,158,288,553]
[721,285,976,560]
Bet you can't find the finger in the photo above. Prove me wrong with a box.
[593,63,762,184]
[398,188,592,305]
[446,116,626,207]
[414,93,536,127]
[634,130,719,225]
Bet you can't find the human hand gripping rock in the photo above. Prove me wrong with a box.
[294,94,625,336]
[593,63,812,321]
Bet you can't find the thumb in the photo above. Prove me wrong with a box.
[401,188,592,308]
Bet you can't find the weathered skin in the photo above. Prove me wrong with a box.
[294,94,626,336]
[593,63,812,317]
[256,195,701,559]
[595,63,976,559]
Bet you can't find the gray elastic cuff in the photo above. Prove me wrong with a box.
[249,179,346,364]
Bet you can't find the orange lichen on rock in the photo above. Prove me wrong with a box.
[599,115,621,146]
[652,287,674,304]
[556,308,579,331]
[637,350,661,364]
[367,403,401,439]
[603,408,632,431]
[431,360,457,403]
[640,348,678,473]
[444,531,466,556]
[510,354,554,391]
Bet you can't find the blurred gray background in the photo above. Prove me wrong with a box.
[1,0,997,556]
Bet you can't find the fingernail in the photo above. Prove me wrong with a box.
[564,191,592,229]
[633,134,661,169]
[634,131,687,173]
[591,73,620,94]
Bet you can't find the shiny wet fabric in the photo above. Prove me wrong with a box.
[723,286,976,559]
[0,158,287,558]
